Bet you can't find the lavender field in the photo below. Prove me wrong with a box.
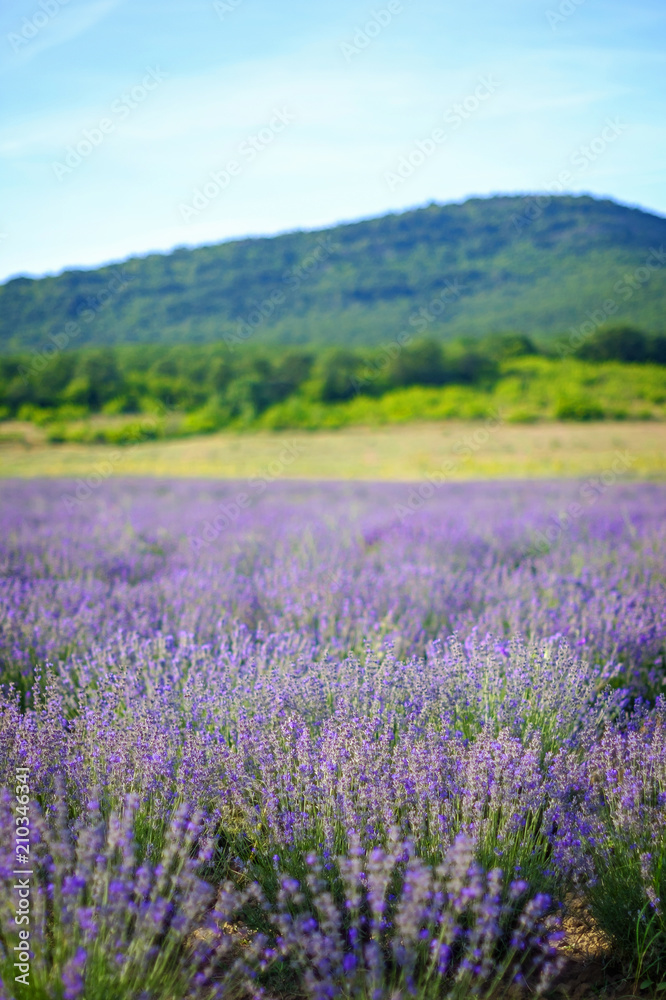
[1,477,665,999]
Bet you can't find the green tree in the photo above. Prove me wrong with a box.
[317,349,363,402]
[64,349,123,409]
[388,340,448,387]
[577,325,648,363]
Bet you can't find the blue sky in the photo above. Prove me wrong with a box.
[0,0,664,281]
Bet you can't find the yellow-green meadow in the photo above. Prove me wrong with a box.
[2,419,664,481]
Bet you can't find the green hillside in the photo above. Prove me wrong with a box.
[1,195,665,352]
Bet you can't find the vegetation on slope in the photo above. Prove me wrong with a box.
[1,195,665,352]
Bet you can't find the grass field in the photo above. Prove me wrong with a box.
[1,419,665,480]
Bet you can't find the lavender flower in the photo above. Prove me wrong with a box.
[0,477,664,993]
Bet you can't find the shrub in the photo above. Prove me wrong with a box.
[554,396,604,420]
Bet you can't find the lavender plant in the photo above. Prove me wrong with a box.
[1,479,664,692]
[0,793,565,1000]
[268,833,563,1000]
[0,792,267,1000]
[0,634,625,897]
[0,478,665,990]
[574,698,666,988]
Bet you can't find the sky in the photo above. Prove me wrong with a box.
[0,0,665,282]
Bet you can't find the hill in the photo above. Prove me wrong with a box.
[1,194,665,352]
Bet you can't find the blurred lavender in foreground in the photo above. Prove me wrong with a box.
[0,795,562,1000]
[0,793,267,999]
[271,831,563,1000]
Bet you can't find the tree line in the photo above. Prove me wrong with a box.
[1,325,664,425]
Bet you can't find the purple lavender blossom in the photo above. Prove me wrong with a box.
[0,477,664,994]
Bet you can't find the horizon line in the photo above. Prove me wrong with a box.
[2,190,665,287]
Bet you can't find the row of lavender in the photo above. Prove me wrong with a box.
[0,478,665,998]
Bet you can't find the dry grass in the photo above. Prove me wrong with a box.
[1,420,665,481]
